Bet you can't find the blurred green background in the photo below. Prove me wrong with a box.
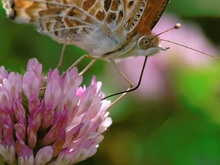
[1,0,220,165]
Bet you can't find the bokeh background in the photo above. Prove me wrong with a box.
[1,0,220,165]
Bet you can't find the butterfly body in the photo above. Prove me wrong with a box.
[2,0,169,60]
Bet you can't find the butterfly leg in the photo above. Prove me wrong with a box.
[79,59,96,76]
[103,57,149,107]
[56,39,67,69]
[109,59,134,89]
[61,54,97,77]
[103,59,135,107]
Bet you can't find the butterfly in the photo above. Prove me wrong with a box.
[2,0,171,100]
[2,0,169,60]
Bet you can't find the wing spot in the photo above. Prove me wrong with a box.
[104,0,112,11]
[111,0,120,11]
[96,10,105,21]
[106,12,116,23]
[128,1,134,8]
[82,0,96,11]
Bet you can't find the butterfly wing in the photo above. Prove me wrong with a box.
[130,0,170,36]
[2,0,169,58]
[3,0,129,55]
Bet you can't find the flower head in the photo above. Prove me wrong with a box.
[0,58,112,165]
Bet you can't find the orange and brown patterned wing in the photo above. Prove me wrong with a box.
[2,0,128,52]
[134,0,169,35]
[2,0,124,40]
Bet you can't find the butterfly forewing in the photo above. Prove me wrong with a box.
[141,0,169,31]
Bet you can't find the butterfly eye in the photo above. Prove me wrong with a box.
[137,35,152,50]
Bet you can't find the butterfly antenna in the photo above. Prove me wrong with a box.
[161,39,220,60]
[153,23,181,39]
[156,23,220,60]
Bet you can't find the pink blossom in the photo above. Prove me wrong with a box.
[0,58,112,164]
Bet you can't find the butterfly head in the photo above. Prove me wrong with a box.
[137,33,164,54]
[113,32,168,60]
